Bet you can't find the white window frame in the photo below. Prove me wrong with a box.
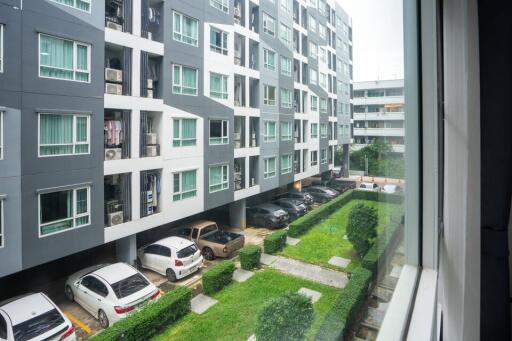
[209,72,229,100]
[320,148,327,164]
[209,119,229,145]
[280,154,292,174]
[279,22,292,46]
[210,27,228,55]
[263,48,276,71]
[172,64,198,96]
[310,95,318,111]
[319,24,326,40]
[310,123,318,138]
[264,157,277,179]
[38,186,91,238]
[173,118,197,147]
[210,0,229,13]
[280,121,292,141]
[173,11,199,47]
[50,0,91,13]
[0,24,3,73]
[173,169,198,201]
[308,14,317,32]
[209,164,229,193]
[264,121,277,142]
[309,68,318,85]
[320,123,328,138]
[0,199,3,248]
[280,88,292,109]
[309,42,318,60]
[320,97,327,114]
[38,113,90,157]
[0,112,3,160]
[281,56,292,77]
[38,34,91,83]
[310,150,318,166]
[319,47,327,64]
[264,84,277,106]
[319,72,327,90]
[263,13,276,36]
[280,0,292,13]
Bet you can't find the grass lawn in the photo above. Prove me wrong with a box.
[153,269,341,341]
[279,199,403,272]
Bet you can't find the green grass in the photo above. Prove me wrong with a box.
[153,269,341,341]
[279,199,403,272]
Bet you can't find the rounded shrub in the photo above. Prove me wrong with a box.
[263,230,287,254]
[239,245,262,270]
[347,203,378,256]
[202,260,235,295]
[255,291,314,341]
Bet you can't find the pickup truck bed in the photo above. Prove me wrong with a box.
[201,230,243,244]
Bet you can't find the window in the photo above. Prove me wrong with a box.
[50,0,90,12]
[310,123,318,138]
[39,187,90,236]
[281,56,292,76]
[173,11,199,46]
[320,123,328,138]
[320,148,327,164]
[308,14,317,32]
[173,119,197,147]
[320,98,327,114]
[319,47,327,64]
[210,72,228,99]
[172,64,198,95]
[279,23,292,46]
[308,0,317,8]
[209,119,229,145]
[319,72,327,89]
[319,24,326,40]
[280,154,292,174]
[0,25,3,73]
[173,170,197,201]
[210,0,229,13]
[310,95,318,111]
[0,200,3,248]
[309,42,318,59]
[39,34,90,82]
[38,113,89,157]
[264,85,276,106]
[263,49,276,71]
[264,157,276,179]
[263,13,276,36]
[280,88,292,108]
[310,150,318,166]
[280,0,292,13]
[280,121,292,141]
[309,68,318,85]
[210,27,228,55]
[0,112,3,160]
[264,121,277,142]
[209,164,229,192]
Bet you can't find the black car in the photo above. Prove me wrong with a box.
[272,198,308,220]
[312,179,357,193]
[275,190,314,208]
[246,204,290,229]
[303,186,339,203]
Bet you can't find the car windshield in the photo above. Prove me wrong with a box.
[110,273,150,299]
[177,244,198,258]
[201,224,218,236]
[12,308,64,341]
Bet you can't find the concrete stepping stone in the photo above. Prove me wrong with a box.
[390,265,403,278]
[286,236,301,246]
[328,256,351,268]
[191,294,218,314]
[247,334,256,341]
[298,287,322,303]
[260,253,278,265]
[233,268,254,283]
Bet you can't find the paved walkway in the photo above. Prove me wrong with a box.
[261,253,348,288]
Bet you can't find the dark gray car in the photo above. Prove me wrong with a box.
[272,198,308,220]
[275,190,314,207]
[246,204,290,229]
[303,186,339,203]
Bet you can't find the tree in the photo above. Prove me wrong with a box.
[347,203,378,256]
[350,140,405,179]
[255,292,314,341]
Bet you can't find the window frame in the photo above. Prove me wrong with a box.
[264,157,277,179]
[173,11,199,47]
[279,22,292,46]
[209,119,229,145]
[209,72,229,100]
[209,164,229,193]
[263,13,276,36]
[280,121,292,141]
[310,150,318,166]
[263,120,277,142]
[0,24,3,73]
[310,95,318,112]
[173,169,198,201]
[280,88,292,108]
[0,199,3,248]
[320,123,328,138]
[210,0,229,14]
[280,56,292,76]
[172,64,198,96]
[320,148,327,164]
[310,123,318,138]
[210,27,228,55]
[263,48,277,71]
[263,84,277,106]
[0,112,3,160]
[280,154,292,174]
[309,68,318,85]
[173,118,197,147]
[49,0,91,13]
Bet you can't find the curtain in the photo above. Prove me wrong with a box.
[40,114,73,155]
[75,45,89,82]
[75,116,88,153]
[210,166,222,190]
[182,119,196,146]
[211,73,222,98]
[75,188,89,226]
[173,119,181,146]
[40,35,73,80]
[182,170,196,199]
[183,67,196,95]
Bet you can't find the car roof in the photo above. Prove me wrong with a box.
[153,236,194,250]
[255,203,282,210]
[92,263,138,284]
[0,293,56,325]
[275,198,301,204]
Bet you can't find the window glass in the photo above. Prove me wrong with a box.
[210,0,229,13]
[263,49,276,71]
[111,274,150,299]
[173,119,197,147]
[173,12,199,46]
[51,0,90,11]
[209,164,229,192]
[280,56,292,76]
[264,157,276,178]
[0,25,4,73]
[173,170,197,201]
[264,121,277,142]
[210,72,228,99]
[210,28,228,55]
[264,85,276,105]
[280,88,292,108]
[263,13,276,36]
[173,65,198,95]
[209,119,229,145]
[12,309,64,341]
[0,314,6,339]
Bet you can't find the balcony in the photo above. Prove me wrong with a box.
[141,0,163,42]
[234,0,245,26]
[140,169,161,217]
[249,2,259,33]
[104,173,131,227]
[234,74,246,107]
[105,0,131,33]
[105,44,131,96]
[249,78,260,109]
[353,127,405,137]
[249,117,259,147]
[353,112,405,121]
[234,116,246,148]
[140,111,161,157]
[234,34,246,66]
[234,157,246,191]
[104,109,131,160]
[249,40,259,70]
[294,150,301,173]
[141,52,162,99]
[249,156,258,187]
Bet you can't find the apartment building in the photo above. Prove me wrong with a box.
[0,0,352,278]
[352,79,404,154]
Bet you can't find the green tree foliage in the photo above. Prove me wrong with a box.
[347,203,378,256]
[350,140,405,179]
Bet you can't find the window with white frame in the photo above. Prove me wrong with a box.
[0,24,3,73]
[263,13,276,36]
[210,27,228,55]
[50,0,90,12]
[38,113,90,157]
[209,164,229,193]
[319,72,327,89]
[209,119,229,145]
[319,24,326,40]
[263,48,276,71]
[308,0,317,9]
[279,23,292,46]
[310,123,318,138]
[210,0,229,13]
[309,42,318,59]
[320,123,328,138]
[39,34,90,82]
[39,187,90,237]
[0,199,3,247]
[320,98,327,114]
[0,112,3,160]
[173,64,198,95]
[309,68,318,85]
[319,47,327,64]
[308,14,317,32]
[343,62,350,76]
[173,118,197,147]
[281,56,292,76]
[342,23,349,38]
[173,170,197,201]
[264,157,277,179]
[280,0,292,13]
[310,95,318,111]
[210,72,228,99]
[310,150,318,166]
[280,154,292,174]
[173,11,199,46]
[280,88,292,108]
[320,148,327,164]
[264,85,276,106]
[264,121,277,142]
[280,121,292,141]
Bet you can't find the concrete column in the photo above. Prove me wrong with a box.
[229,199,246,229]
[116,234,137,266]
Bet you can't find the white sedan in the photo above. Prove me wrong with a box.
[65,263,160,329]
[137,236,203,282]
[0,293,76,341]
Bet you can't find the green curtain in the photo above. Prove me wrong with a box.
[75,116,89,153]
[40,35,73,80]
[173,173,181,200]
[75,188,89,226]
[40,114,73,155]
[173,13,182,40]
[183,16,198,45]
[182,170,197,199]
[173,119,181,146]
[76,0,90,11]
[183,67,197,95]
[173,66,182,93]
[210,166,222,191]
[210,73,222,98]
[182,119,196,146]
[75,45,89,82]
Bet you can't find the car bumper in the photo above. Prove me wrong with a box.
[176,257,204,279]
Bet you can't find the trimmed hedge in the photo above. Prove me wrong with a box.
[239,245,262,270]
[362,219,402,274]
[314,268,373,341]
[202,260,236,295]
[91,286,192,341]
[352,189,404,204]
[264,230,288,254]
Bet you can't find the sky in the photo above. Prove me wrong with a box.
[336,0,404,82]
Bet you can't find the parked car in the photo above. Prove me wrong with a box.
[303,186,339,203]
[312,178,356,193]
[137,236,203,282]
[65,263,160,328]
[275,190,314,208]
[0,293,76,341]
[382,184,402,194]
[359,182,380,191]
[246,204,290,228]
[174,220,245,260]
[272,198,308,220]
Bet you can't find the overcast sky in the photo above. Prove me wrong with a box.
[337,0,404,82]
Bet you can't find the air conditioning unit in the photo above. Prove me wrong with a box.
[146,133,157,145]
[105,148,122,160]
[105,83,123,95]
[105,68,123,82]
[145,145,158,157]
[147,79,154,89]
[146,89,154,98]
[107,211,124,226]
[106,21,122,31]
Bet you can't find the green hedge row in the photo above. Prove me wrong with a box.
[351,189,404,205]
[264,230,288,254]
[202,260,236,295]
[239,245,262,270]
[314,268,373,341]
[362,220,402,274]
[91,286,192,341]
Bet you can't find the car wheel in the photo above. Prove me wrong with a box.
[166,269,177,282]
[202,247,215,261]
[65,285,74,302]
[98,309,109,329]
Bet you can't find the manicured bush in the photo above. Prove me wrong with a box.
[352,189,404,204]
[347,203,378,256]
[91,286,191,341]
[239,245,262,270]
[314,268,373,341]
[202,260,236,295]
[264,230,288,254]
[256,291,314,341]
[362,221,401,274]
